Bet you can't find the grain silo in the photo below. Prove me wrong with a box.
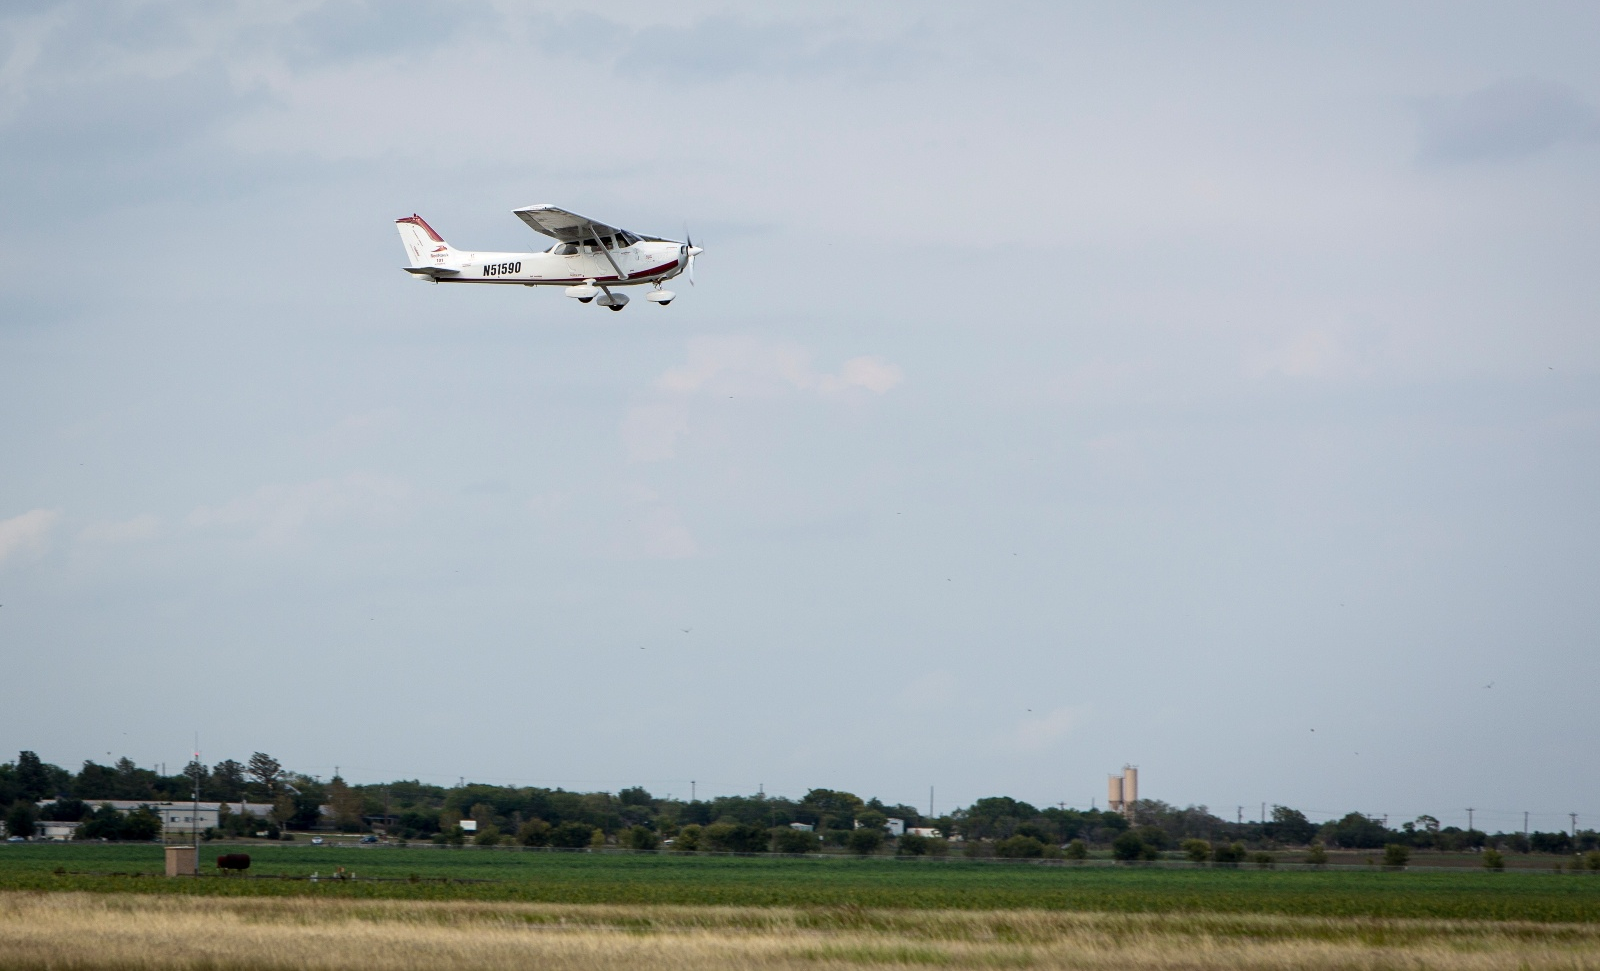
[1107,774,1124,814]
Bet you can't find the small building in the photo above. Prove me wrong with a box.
[37,820,81,841]
[788,822,814,832]
[885,818,905,837]
[907,827,942,839]
[38,799,273,838]
[459,820,478,833]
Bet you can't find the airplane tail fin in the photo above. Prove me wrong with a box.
[395,214,454,267]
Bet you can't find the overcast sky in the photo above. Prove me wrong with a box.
[2,1,1597,833]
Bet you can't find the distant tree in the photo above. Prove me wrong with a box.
[1482,848,1505,871]
[1504,833,1531,854]
[211,760,247,801]
[74,762,117,800]
[1531,832,1572,854]
[896,833,930,857]
[1014,821,1054,843]
[624,825,658,851]
[327,778,363,831]
[473,824,502,846]
[550,821,595,848]
[517,819,551,846]
[16,752,50,801]
[1181,839,1211,864]
[855,810,888,832]
[1251,852,1274,869]
[1305,841,1329,866]
[847,827,885,856]
[1133,825,1171,851]
[1585,851,1600,872]
[619,787,652,807]
[1212,842,1247,865]
[1267,806,1316,845]
[1383,843,1411,868]
[39,798,88,822]
[994,835,1046,858]
[705,822,768,853]
[674,824,703,851]
[1323,813,1390,849]
[122,806,162,841]
[1064,839,1088,861]
[271,793,295,832]
[773,828,817,854]
[5,801,36,839]
[1111,831,1147,861]
[588,827,606,848]
[112,758,153,799]
[247,753,282,800]
[78,803,124,840]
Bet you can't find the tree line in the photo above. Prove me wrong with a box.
[2,752,1594,859]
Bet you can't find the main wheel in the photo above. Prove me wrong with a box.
[608,304,624,311]
[578,297,593,304]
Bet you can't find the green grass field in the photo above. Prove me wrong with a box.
[3,843,1598,923]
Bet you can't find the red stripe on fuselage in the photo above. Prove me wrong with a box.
[440,259,681,285]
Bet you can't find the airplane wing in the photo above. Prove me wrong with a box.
[513,205,629,243]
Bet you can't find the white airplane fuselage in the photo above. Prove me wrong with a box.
[427,242,684,286]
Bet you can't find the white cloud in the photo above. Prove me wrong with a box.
[0,508,61,565]
[188,474,413,545]
[627,337,905,461]
[77,514,159,545]
[1011,707,1089,752]
[818,356,904,396]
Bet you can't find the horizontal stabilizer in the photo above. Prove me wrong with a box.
[403,266,460,277]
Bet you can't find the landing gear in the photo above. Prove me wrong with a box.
[565,281,599,304]
[646,287,676,306]
[596,290,629,311]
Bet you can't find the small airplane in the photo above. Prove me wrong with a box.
[395,205,702,310]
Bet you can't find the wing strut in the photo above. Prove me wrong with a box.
[593,232,629,281]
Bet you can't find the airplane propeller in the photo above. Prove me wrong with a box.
[682,232,703,285]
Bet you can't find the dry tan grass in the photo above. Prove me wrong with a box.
[1,891,1597,970]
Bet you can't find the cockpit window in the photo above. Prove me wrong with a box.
[551,232,637,254]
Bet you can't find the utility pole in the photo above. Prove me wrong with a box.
[691,780,696,802]
[1261,802,1266,825]
[1237,806,1242,825]
[1572,814,1579,840]
[1525,811,1530,841]
[192,734,201,874]
[930,786,934,819]
[1467,808,1475,832]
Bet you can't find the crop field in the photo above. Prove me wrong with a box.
[2,843,1598,923]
